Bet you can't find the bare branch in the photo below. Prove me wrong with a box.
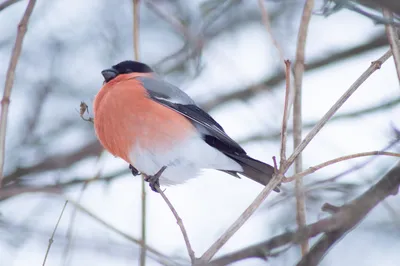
[280,60,291,166]
[2,140,103,186]
[62,151,104,264]
[205,215,340,266]
[285,151,400,182]
[293,0,314,254]
[242,96,400,143]
[257,0,285,65]
[284,50,392,172]
[0,0,22,12]
[200,174,283,262]
[205,161,400,266]
[297,161,400,265]
[156,186,196,263]
[383,8,400,83]
[203,34,387,111]
[0,186,61,200]
[133,0,140,60]
[43,201,68,266]
[132,1,148,265]
[0,0,37,186]
[58,196,178,266]
[144,0,191,39]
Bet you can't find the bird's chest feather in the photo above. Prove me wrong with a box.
[94,79,195,164]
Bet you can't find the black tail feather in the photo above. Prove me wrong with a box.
[224,153,280,192]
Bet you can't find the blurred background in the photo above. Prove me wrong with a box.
[1,0,400,265]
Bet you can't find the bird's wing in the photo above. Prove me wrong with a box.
[137,76,245,155]
[138,76,278,191]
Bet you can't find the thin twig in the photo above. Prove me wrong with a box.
[0,0,22,12]
[206,161,400,266]
[144,0,190,39]
[55,196,177,266]
[383,8,400,83]
[200,174,283,262]
[133,0,140,60]
[205,215,340,266]
[293,0,314,255]
[257,1,294,164]
[202,39,392,266]
[132,1,147,265]
[0,0,37,186]
[308,138,400,187]
[284,50,392,172]
[279,61,291,166]
[43,201,68,266]
[62,151,105,265]
[155,185,196,263]
[2,140,102,186]
[285,151,400,182]
[241,96,400,144]
[199,32,294,261]
[140,175,147,266]
[203,34,388,111]
[0,186,61,200]
[297,161,400,266]
[257,0,285,63]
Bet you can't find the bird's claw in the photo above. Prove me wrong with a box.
[145,175,161,192]
[144,166,167,193]
[129,164,140,176]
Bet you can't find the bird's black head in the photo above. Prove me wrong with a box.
[101,60,154,83]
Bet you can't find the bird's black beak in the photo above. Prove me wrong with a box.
[101,68,119,83]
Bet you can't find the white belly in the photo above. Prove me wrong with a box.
[128,132,242,185]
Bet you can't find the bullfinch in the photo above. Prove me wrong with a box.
[93,60,279,192]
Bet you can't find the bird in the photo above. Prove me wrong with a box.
[93,60,279,192]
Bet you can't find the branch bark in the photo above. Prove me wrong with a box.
[383,8,400,83]
[2,140,102,186]
[0,0,37,186]
[284,50,392,172]
[205,161,400,266]
[293,0,314,254]
[0,0,22,12]
[297,160,400,265]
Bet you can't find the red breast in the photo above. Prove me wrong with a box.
[93,73,195,163]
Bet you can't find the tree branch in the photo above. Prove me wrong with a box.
[241,96,400,143]
[383,8,400,83]
[199,174,283,262]
[205,161,400,266]
[58,196,178,266]
[202,34,388,111]
[284,50,392,172]
[2,140,102,186]
[42,201,68,266]
[156,185,196,264]
[0,0,22,12]
[0,0,37,186]
[293,0,314,255]
[285,151,400,182]
[297,160,400,265]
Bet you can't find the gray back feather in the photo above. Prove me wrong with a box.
[137,77,195,105]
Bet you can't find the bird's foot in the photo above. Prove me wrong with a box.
[144,166,167,193]
[129,164,140,176]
